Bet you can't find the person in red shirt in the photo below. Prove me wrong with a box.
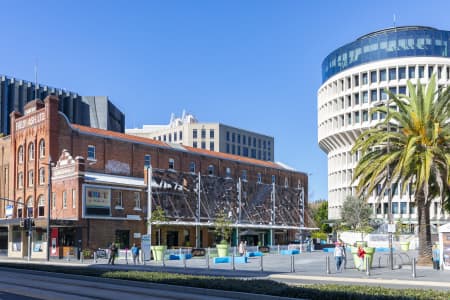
[357,245,366,270]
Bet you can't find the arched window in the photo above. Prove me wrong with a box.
[17,199,23,218]
[28,170,34,187]
[39,139,45,158]
[208,164,215,176]
[17,172,23,188]
[39,167,45,185]
[38,195,45,217]
[26,196,34,218]
[18,146,24,164]
[28,142,35,161]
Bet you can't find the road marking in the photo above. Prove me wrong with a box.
[269,274,450,288]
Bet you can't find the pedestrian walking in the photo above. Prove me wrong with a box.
[357,245,366,270]
[108,242,118,265]
[239,241,245,256]
[131,243,140,265]
[334,241,345,272]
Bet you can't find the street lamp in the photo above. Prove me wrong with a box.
[46,156,53,262]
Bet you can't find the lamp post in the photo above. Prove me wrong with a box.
[236,178,241,247]
[196,172,201,248]
[270,182,275,246]
[46,156,52,261]
[386,98,394,270]
[147,166,152,254]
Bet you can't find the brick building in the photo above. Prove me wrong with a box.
[0,96,309,259]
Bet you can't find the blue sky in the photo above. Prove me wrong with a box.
[0,0,449,201]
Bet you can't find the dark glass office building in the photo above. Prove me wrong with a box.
[0,75,125,134]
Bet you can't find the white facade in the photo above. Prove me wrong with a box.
[126,113,275,162]
[318,56,450,224]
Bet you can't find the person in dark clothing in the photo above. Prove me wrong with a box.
[108,242,118,265]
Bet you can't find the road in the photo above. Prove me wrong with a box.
[0,267,291,300]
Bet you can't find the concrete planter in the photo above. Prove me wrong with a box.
[351,246,375,270]
[216,244,229,257]
[400,242,410,251]
[151,245,166,261]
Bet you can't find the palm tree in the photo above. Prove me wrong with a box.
[352,74,450,265]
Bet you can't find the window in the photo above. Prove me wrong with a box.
[18,172,23,188]
[52,192,56,209]
[362,72,368,84]
[400,202,407,214]
[168,158,175,170]
[28,143,35,161]
[87,145,96,160]
[371,112,378,121]
[209,142,214,151]
[271,175,276,184]
[284,177,289,188]
[173,132,177,142]
[134,192,141,209]
[114,191,123,208]
[362,91,368,103]
[418,66,424,78]
[370,89,377,102]
[38,195,45,217]
[354,111,360,123]
[243,136,246,145]
[17,200,23,218]
[201,129,206,139]
[144,154,151,168]
[27,197,33,218]
[354,93,359,105]
[347,113,351,125]
[408,66,415,78]
[201,142,206,149]
[232,133,235,142]
[18,146,24,164]
[63,191,67,208]
[376,204,381,214]
[392,202,399,214]
[257,173,262,184]
[388,68,396,80]
[409,203,416,214]
[28,170,34,187]
[370,71,377,83]
[168,133,172,142]
[179,131,183,141]
[39,167,45,185]
[193,142,198,148]
[189,161,196,173]
[72,189,76,208]
[210,130,214,138]
[362,110,368,122]
[354,75,359,86]
[383,203,388,214]
[243,147,248,157]
[232,145,235,154]
[208,164,214,176]
[226,167,231,178]
[253,138,256,147]
[193,129,198,139]
[237,134,241,144]
[428,66,434,78]
[380,90,387,100]
[38,139,45,158]
[226,131,230,141]
[241,170,247,181]
[379,69,386,81]
[399,67,406,79]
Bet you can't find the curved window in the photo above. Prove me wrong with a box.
[26,196,33,218]
[28,170,34,187]
[38,195,45,217]
[28,143,35,161]
[322,26,450,82]
[39,139,45,158]
[39,167,45,185]
[18,146,24,164]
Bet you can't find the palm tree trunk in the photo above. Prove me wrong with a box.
[416,190,432,266]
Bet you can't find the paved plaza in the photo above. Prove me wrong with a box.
[1,249,449,290]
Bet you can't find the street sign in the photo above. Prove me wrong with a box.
[141,234,151,261]
[388,223,396,233]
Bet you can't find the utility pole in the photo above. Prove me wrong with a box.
[46,156,52,261]
[196,172,201,248]
[147,166,152,253]
[270,182,275,246]
[236,178,241,247]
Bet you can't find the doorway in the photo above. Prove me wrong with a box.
[166,231,179,248]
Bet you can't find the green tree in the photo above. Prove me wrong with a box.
[214,210,233,244]
[352,75,450,265]
[311,201,332,233]
[148,205,167,245]
[341,196,372,230]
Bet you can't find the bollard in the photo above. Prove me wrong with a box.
[378,256,381,268]
[277,245,280,254]
[94,251,97,263]
[207,253,210,270]
[125,249,128,265]
[232,253,235,271]
[81,253,84,264]
[365,257,370,276]
[290,255,295,273]
[183,255,187,269]
[260,255,264,272]
[412,257,416,278]
[326,256,330,274]
[162,251,166,267]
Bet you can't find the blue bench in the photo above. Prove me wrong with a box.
[246,251,263,257]
[280,249,300,255]
[169,254,192,260]
[213,256,248,264]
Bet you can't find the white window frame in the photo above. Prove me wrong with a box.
[28,142,35,161]
[72,189,76,209]
[134,192,141,210]
[114,191,123,209]
[63,191,67,209]
[168,158,175,170]
[87,145,96,161]
[18,146,24,164]
[28,170,34,187]
[39,167,45,185]
[38,195,45,217]
[39,139,45,158]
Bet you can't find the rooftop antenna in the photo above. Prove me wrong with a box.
[393,14,397,29]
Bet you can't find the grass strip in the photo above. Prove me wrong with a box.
[1,262,449,300]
